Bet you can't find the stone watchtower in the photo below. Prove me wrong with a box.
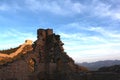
[0,28,87,80]
[32,29,77,80]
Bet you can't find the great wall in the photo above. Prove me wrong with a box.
[0,40,33,58]
[0,28,119,80]
[0,29,88,80]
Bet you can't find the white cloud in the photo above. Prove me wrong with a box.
[66,41,120,63]
[1,0,120,20]
[87,27,120,40]
[58,23,120,62]
[0,2,21,12]
[25,0,84,16]
[59,22,120,43]
[0,29,36,49]
[73,47,120,63]
[91,0,120,20]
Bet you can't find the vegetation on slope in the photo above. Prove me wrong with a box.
[98,65,120,73]
[0,45,32,65]
[0,46,20,54]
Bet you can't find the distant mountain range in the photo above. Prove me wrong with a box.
[78,60,120,71]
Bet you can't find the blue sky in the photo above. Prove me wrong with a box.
[0,0,120,62]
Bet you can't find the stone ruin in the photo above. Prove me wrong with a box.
[0,28,87,80]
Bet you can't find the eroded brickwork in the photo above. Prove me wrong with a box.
[0,29,83,80]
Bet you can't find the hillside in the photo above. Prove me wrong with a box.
[0,40,33,65]
[78,60,120,70]
[0,46,20,54]
[99,65,120,73]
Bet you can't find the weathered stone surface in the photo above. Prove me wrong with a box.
[25,40,33,45]
[0,28,86,80]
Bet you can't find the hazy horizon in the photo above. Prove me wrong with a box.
[0,0,120,63]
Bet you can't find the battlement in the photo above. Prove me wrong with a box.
[37,29,53,39]
[25,40,33,45]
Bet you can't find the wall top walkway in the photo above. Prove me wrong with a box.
[0,40,33,58]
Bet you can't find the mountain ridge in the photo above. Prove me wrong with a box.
[78,60,120,70]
